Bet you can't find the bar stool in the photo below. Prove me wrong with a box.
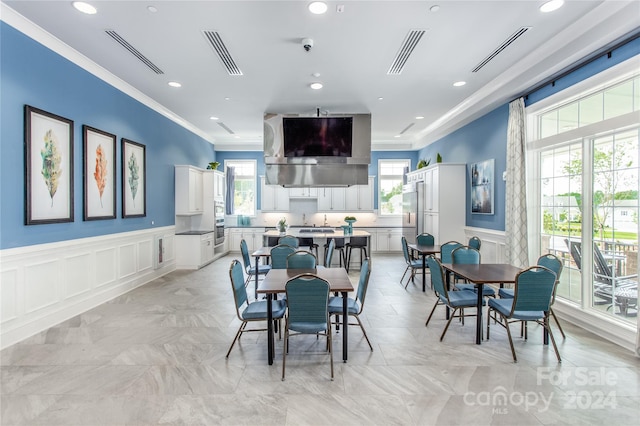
[298,237,319,258]
[345,237,368,272]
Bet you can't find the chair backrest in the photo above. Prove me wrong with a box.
[287,251,317,269]
[426,255,449,300]
[348,236,368,247]
[401,236,412,265]
[416,233,435,246]
[565,238,583,270]
[536,254,562,283]
[440,241,463,263]
[240,239,251,269]
[267,236,280,247]
[592,243,613,284]
[279,235,299,248]
[271,244,296,269]
[451,246,481,265]
[285,274,330,329]
[229,260,249,314]
[511,266,557,315]
[468,236,482,250]
[324,238,336,268]
[355,258,371,312]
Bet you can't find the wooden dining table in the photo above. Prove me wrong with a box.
[257,266,354,365]
[440,263,522,344]
[407,243,440,291]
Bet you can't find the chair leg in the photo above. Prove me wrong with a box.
[504,318,518,362]
[400,265,409,286]
[354,315,373,351]
[328,328,334,381]
[425,299,441,326]
[486,307,491,340]
[282,325,289,380]
[550,308,566,339]
[226,321,247,358]
[544,315,562,362]
[440,307,458,341]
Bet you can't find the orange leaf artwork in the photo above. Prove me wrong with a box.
[93,144,107,207]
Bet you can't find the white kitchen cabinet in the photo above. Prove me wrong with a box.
[229,228,265,252]
[175,165,204,215]
[345,176,374,212]
[411,163,465,245]
[317,187,346,211]
[289,187,318,198]
[260,176,290,212]
[376,228,403,252]
[175,232,214,269]
[213,171,225,201]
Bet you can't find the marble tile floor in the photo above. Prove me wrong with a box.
[1,254,639,425]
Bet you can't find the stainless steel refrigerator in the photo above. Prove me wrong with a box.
[402,182,424,244]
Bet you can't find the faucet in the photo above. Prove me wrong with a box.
[323,214,328,227]
[303,213,307,226]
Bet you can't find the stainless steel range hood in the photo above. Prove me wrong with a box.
[264,113,371,187]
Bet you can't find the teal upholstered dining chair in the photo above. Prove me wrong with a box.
[468,236,482,251]
[286,251,317,269]
[328,258,373,351]
[416,233,435,246]
[278,235,300,248]
[270,244,296,269]
[487,265,561,362]
[401,236,422,288]
[282,274,333,381]
[451,246,496,298]
[425,256,479,341]
[240,239,271,287]
[439,241,463,264]
[324,238,336,268]
[226,260,286,358]
[499,254,566,338]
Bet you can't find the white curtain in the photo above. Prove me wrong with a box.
[505,98,529,268]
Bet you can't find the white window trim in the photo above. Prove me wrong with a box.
[378,159,410,216]
[224,159,257,217]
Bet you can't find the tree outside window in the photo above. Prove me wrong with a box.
[379,160,409,215]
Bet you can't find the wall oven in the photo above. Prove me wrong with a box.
[214,200,225,244]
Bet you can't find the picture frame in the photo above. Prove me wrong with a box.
[470,158,494,215]
[83,125,116,220]
[24,105,74,225]
[121,138,146,218]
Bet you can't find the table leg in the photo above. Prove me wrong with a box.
[422,254,427,292]
[445,269,451,320]
[342,291,348,363]
[476,283,483,345]
[254,256,259,300]
[267,294,274,365]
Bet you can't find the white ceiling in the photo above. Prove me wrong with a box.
[3,1,639,150]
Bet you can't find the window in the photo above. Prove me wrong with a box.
[529,65,639,325]
[225,160,256,216]
[378,159,409,215]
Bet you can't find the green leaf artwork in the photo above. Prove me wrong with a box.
[40,129,62,207]
[127,151,140,207]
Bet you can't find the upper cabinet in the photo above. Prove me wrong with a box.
[317,187,346,211]
[213,171,225,201]
[260,176,290,212]
[175,165,204,215]
[345,176,374,212]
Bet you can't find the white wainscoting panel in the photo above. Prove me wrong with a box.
[0,226,175,349]
[464,227,506,263]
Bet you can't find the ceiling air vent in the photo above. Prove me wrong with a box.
[202,31,243,76]
[217,122,235,134]
[399,123,415,135]
[471,27,531,73]
[105,30,163,74]
[387,29,426,75]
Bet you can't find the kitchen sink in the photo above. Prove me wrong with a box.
[299,228,335,233]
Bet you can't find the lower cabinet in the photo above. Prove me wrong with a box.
[175,232,215,269]
[375,228,403,252]
[229,228,265,252]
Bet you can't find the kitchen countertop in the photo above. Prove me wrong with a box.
[263,229,371,238]
[176,230,214,236]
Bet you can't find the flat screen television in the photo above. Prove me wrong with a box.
[282,117,353,157]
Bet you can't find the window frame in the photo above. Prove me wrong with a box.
[224,159,257,217]
[378,159,410,216]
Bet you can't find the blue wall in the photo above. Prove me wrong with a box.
[418,105,509,231]
[216,150,419,210]
[0,22,216,249]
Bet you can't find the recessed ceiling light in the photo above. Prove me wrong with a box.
[147,6,158,13]
[429,5,440,13]
[453,81,466,87]
[394,135,401,138]
[540,0,564,13]
[224,97,231,101]
[209,116,219,120]
[416,116,424,120]
[378,97,384,101]
[234,136,241,139]
[168,81,181,88]
[72,2,97,14]
[310,82,323,90]
[308,1,328,14]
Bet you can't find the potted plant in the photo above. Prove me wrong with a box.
[277,217,288,233]
[207,161,220,170]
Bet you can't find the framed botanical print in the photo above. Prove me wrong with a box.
[470,158,494,215]
[24,105,74,225]
[121,138,146,218]
[83,125,116,220]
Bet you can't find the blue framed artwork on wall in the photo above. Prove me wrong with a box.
[470,159,494,215]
